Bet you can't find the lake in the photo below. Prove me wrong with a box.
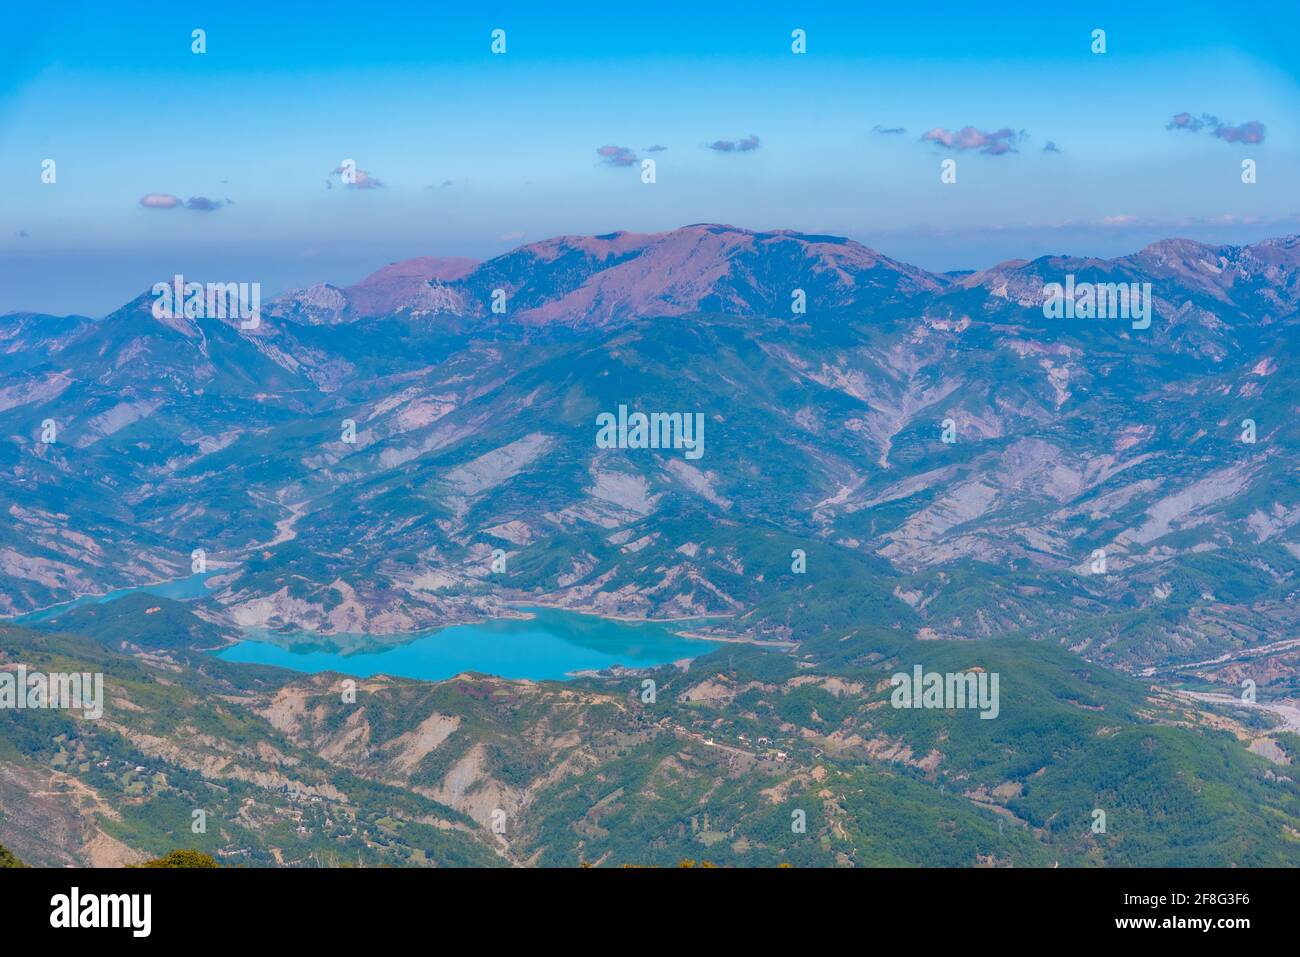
[10,572,216,625]
[215,606,716,681]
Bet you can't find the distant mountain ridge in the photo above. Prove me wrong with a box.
[267,223,947,327]
[13,225,1298,333]
[258,225,1300,333]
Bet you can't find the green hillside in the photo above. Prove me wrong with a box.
[3,553,1299,867]
[0,842,24,868]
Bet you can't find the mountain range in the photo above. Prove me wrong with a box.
[3,224,1296,666]
[2,224,1299,866]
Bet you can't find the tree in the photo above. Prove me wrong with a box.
[136,849,219,868]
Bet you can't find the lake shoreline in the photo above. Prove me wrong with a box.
[503,599,731,625]
[216,605,718,684]
[221,601,781,655]
[4,570,223,624]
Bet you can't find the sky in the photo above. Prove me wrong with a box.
[1,0,1298,315]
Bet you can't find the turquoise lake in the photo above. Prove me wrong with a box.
[11,572,216,625]
[215,607,716,681]
[9,576,717,681]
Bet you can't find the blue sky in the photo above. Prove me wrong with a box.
[2,0,1297,314]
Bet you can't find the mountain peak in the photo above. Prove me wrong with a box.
[496,224,941,326]
[344,257,478,318]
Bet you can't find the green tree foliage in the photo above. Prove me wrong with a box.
[135,849,219,868]
[0,842,26,868]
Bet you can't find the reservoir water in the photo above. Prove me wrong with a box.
[11,572,216,625]
[11,576,716,681]
[215,606,715,681]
